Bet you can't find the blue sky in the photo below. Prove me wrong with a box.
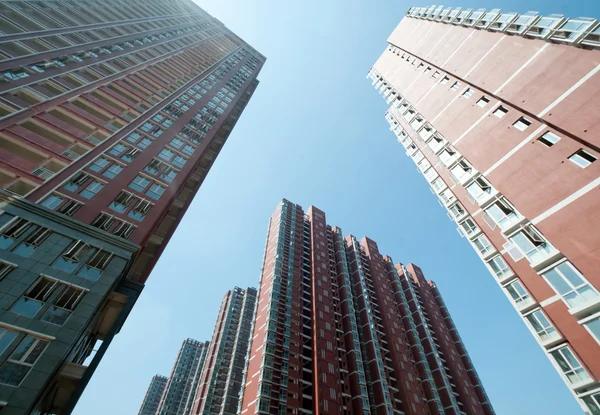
[74,1,600,414]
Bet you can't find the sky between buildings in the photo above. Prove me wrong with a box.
[74,1,600,414]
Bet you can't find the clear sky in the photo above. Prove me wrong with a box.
[73,1,600,414]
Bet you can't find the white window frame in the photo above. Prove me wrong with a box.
[542,261,599,310]
[549,345,591,386]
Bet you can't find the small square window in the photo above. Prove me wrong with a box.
[476,96,489,107]
[569,149,597,168]
[451,81,461,91]
[441,76,449,84]
[513,117,532,131]
[493,105,508,118]
[538,131,560,147]
[462,88,473,98]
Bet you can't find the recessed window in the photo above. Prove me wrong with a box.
[584,316,600,344]
[440,76,449,84]
[462,88,473,98]
[538,131,561,147]
[493,105,508,118]
[550,346,590,385]
[513,117,532,131]
[451,81,461,91]
[476,96,490,107]
[569,149,597,168]
[543,261,598,309]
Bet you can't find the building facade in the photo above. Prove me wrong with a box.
[192,286,257,415]
[369,6,600,413]
[157,338,209,415]
[0,0,264,413]
[238,199,494,415]
[139,375,168,415]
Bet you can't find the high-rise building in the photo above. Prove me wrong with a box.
[192,286,257,415]
[239,199,494,415]
[0,0,264,413]
[157,338,209,415]
[139,375,168,415]
[368,6,600,413]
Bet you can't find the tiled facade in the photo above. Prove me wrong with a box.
[138,375,168,415]
[0,0,264,413]
[238,199,494,415]
[369,6,600,414]
[192,287,257,415]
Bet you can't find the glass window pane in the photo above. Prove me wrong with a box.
[0,330,17,355]
[556,262,584,287]
[10,298,44,318]
[0,362,30,386]
[544,269,571,295]
[585,318,600,342]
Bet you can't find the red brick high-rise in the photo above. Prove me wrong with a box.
[239,199,494,415]
[369,5,600,413]
[0,1,264,413]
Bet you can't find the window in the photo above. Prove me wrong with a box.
[569,149,597,168]
[0,328,18,355]
[103,163,123,179]
[0,335,49,386]
[170,138,184,149]
[146,183,165,200]
[449,203,465,219]
[41,194,64,210]
[89,157,110,172]
[543,261,599,309]
[91,212,115,231]
[485,199,520,230]
[439,188,454,204]
[125,132,142,143]
[459,218,478,237]
[582,393,600,415]
[550,346,590,385]
[438,145,457,166]
[113,221,135,239]
[513,117,531,131]
[473,235,493,256]
[450,159,473,183]
[182,145,194,156]
[525,310,558,342]
[53,241,93,273]
[584,317,600,344]
[505,280,533,308]
[128,199,152,221]
[78,249,113,280]
[129,175,150,192]
[122,148,140,163]
[64,172,89,192]
[538,131,560,147]
[0,219,33,249]
[41,283,87,325]
[462,88,474,98]
[440,76,449,84]
[57,199,82,217]
[476,96,490,107]
[493,105,508,118]
[159,148,174,161]
[13,227,51,257]
[108,143,127,156]
[138,137,152,149]
[466,177,493,203]
[451,81,461,91]
[110,191,135,213]
[509,226,555,264]
[80,180,103,199]
[0,262,15,281]
[173,155,186,168]
[487,255,511,279]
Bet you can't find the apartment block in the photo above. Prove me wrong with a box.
[157,338,209,415]
[0,0,264,413]
[369,6,600,413]
[192,287,257,415]
[238,199,494,415]
[138,375,168,415]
